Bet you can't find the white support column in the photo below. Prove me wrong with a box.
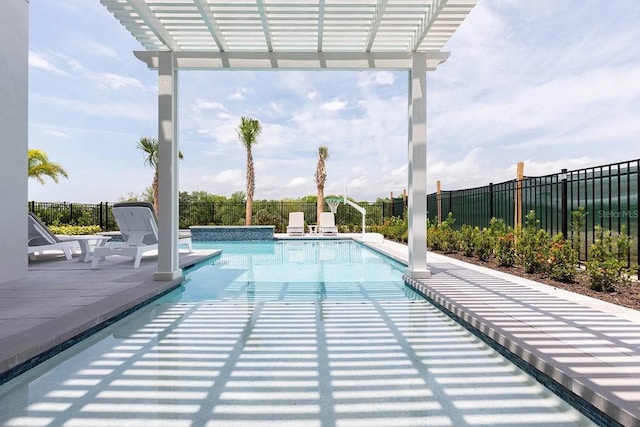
[0,0,28,283]
[154,51,182,281]
[406,53,430,279]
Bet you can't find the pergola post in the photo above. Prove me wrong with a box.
[153,50,182,281]
[406,53,430,279]
[0,0,29,283]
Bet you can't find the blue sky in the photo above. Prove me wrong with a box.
[28,0,640,203]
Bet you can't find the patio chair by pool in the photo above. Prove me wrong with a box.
[319,212,338,236]
[286,212,305,236]
[91,201,193,269]
[28,212,75,260]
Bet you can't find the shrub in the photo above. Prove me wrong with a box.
[428,213,458,253]
[571,206,587,262]
[371,215,407,242]
[495,232,516,267]
[49,225,102,235]
[474,227,493,262]
[488,217,508,249]
[516,211,550,274]
[546,233,578,282]
[459,224,476,257]
[254,209,283,231]
[586,226,632,292]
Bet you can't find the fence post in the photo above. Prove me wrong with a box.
[436,180,442,224]
[514,162,524,229]
[489,182,494,220]
[561,168,568,238]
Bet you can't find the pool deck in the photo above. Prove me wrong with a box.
[0,235,638,426]
[0,248,221,381]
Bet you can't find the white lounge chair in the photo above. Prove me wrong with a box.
[28,212,75,260]
[319,212,338,236]
[286,212,305,236]
[91,201,193,269]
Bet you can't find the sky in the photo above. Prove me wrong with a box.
[27,0,640,203]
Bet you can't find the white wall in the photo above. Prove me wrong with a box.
[0,0,28,282]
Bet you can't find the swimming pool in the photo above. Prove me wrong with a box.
[0,240,595,426]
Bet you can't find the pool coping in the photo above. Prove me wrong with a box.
[359,239,639,427]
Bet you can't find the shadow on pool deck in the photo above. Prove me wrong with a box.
[1,237,639,426]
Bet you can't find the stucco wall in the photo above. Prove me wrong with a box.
[0,0,29,282]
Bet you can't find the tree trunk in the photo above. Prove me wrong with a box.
[153,170,159,214]
[317,186,324,223]
[246,198,253,225]
[245,147,254,225]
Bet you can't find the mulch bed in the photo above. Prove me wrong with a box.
[439,252,640,311]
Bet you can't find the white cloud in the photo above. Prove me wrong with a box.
[67,35,119,59]
[268,102,283,115]
[286,177,309,188]
[358,71,396,87]
[32,94,155,121]
[192,100,226,112]
[307,91,318,100]
[43,129,71,138]
[319,99,348,112]
[99,73,146,90]
[515,157,594,177]
[229,87,251,101]
[29,51,69,76]
[201,169,244,185]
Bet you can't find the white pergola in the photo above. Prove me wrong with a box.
[101,0,477,281]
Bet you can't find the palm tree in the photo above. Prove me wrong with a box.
[28,149,69,184]
[236,116,262,225]
[136,137,183,213]
[314,146,329,222]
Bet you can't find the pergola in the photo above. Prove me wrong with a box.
[100,0,477,281]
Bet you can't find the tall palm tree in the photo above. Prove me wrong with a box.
[236,116,262,225]
[137,137,183,213]
[28,148,68,184]
[314,146,329,221]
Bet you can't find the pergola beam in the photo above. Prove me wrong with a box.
[193,0,228,52]
[256,0,274,52]
[317,0,325,51]
[134,50,450,71]
[130,0,180,51]
[365,0,389,52]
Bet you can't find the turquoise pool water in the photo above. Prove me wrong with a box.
[173,240,418,303]
[0,240,595,427]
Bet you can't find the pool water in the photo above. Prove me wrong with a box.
[0,240,595,427]
[175,240,419,302]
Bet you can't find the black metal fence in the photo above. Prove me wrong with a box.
[427,159,640,265]
[28,198,408,233]
[28,201,117,231]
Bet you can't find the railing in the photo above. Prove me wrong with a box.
[28,201,117,231]
[427,159,640,265]
[28,198,408,233]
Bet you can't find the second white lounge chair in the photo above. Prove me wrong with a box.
[91,201,192,269]
[28,212,75,260]
[319,212,338,236]
[286,212,305,236]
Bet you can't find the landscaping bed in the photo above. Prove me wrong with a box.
[442,251,640,311]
